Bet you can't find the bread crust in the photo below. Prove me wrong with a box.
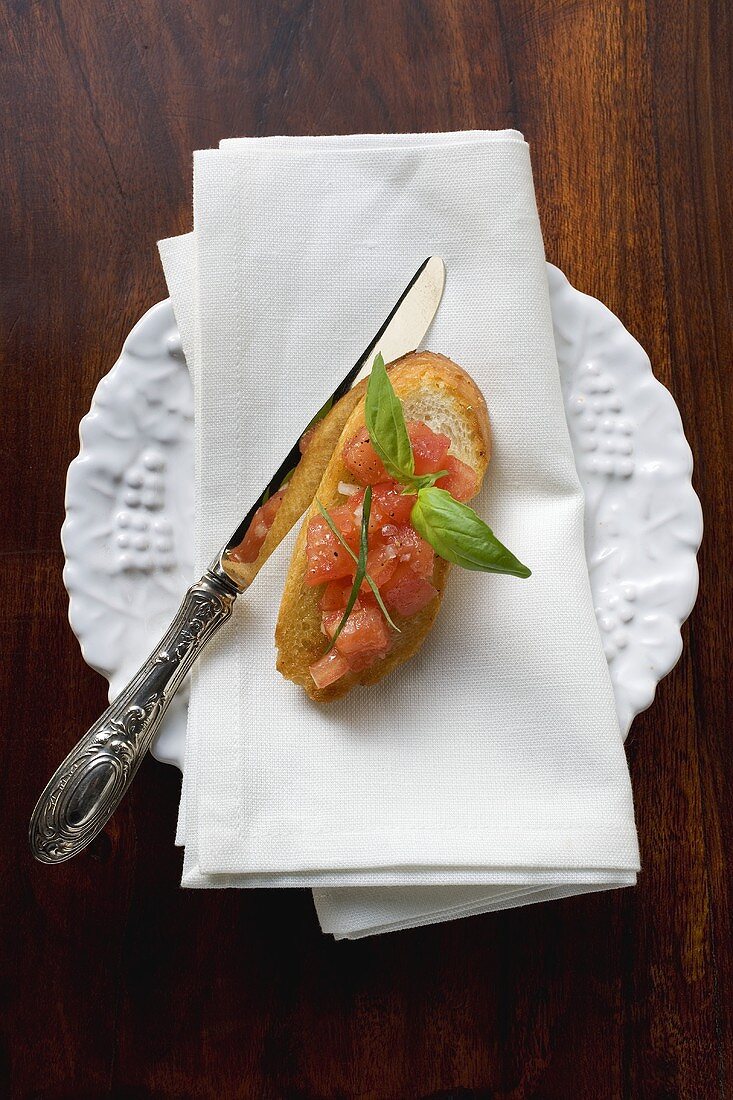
[224,381,367,589]
[275,351,491,702]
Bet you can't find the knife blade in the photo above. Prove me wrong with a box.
[29,257,446,863]
[220,255,445,583]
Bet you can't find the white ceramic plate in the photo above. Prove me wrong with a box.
[62,265,702,768]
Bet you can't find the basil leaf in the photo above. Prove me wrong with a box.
[411,488,532,578]
[359,485,371,563]
[365,352,415,483]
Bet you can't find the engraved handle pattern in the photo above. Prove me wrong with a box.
[29,569,238,864]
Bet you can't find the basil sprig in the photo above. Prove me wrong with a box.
[364,354,531,579]
[411,488,531,577]
[317,486,400,649]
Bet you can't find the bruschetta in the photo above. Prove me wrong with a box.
[275,351,491,702]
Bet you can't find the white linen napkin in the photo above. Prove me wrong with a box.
[158,131,639,939]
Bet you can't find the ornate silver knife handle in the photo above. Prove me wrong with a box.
[29,566,239,864]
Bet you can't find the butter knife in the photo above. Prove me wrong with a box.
[29,257,446,864]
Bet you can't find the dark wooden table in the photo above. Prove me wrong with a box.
[2,2,731,1097]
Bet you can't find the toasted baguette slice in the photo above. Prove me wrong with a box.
[224,379,368,590]
[275,351,491,702]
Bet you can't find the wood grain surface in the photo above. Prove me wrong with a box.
[1,2,730,1097]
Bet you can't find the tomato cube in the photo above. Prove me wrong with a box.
[407,420,451,475]
[382,524,435,577]
[342,427,388,484]
[381,563,439,617]
[369,482,417,530]
[319,578,352,612]
[324,605,391,666]
[305,516,357,585]
[363,541,398,588]
[309,650,351,689]
[436,455,477,501]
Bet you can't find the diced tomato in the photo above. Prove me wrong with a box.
[436,455,477,501]
[321,590,376,620]
[323,605,391,667]
[355,587,378,609]
[340,485,365,511]
[319,578,352,612]
[309,650,351,689]
[340,649,383,674]
[264,488,288,521]
[368,482,416,530]
[363,541,398,589]
[342,427,388,484]
[328,503,361,544]
[381,563,439,617]
[381,524,435,578]
[229,488,287,564]
[304,417,479,681]
[407,420,451,475]
[305,515,357,585]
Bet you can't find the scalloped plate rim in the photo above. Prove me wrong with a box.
[61,264,703,769]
